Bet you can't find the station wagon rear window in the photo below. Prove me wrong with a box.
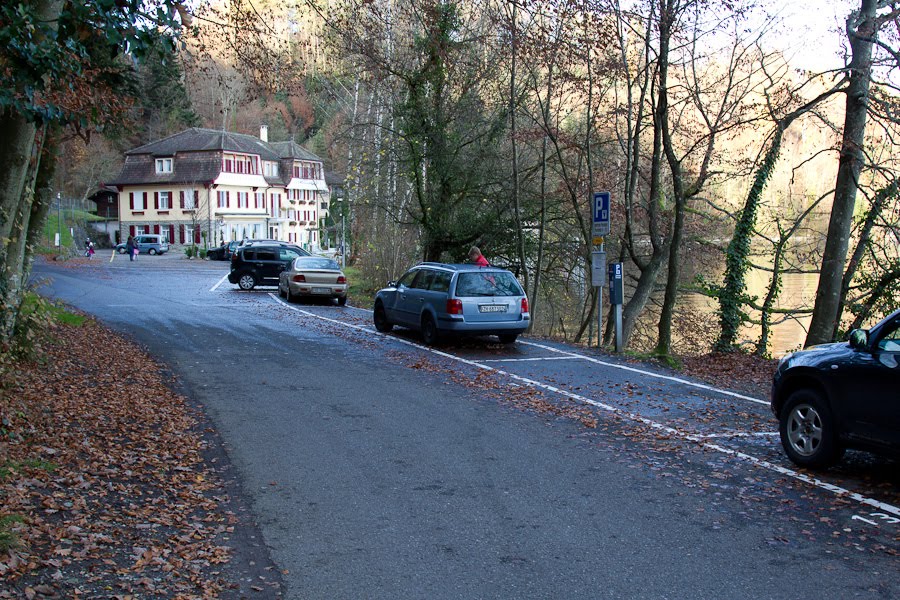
[455,272,522,297]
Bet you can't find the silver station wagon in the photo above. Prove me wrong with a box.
[373,262,530,345]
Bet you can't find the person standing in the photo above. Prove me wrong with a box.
[126,236,136,262]
[468,246,489,267]
[86,240,95,260]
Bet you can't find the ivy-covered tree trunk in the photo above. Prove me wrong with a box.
[0,111,40,345]
[715,129,783,351]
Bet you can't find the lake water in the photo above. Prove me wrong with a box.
[683,269,820,357]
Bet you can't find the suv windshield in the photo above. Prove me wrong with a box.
[455,272,522,297]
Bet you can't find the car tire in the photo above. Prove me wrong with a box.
[337,296,347,306]
[779,388,844,469]
[238,273,256,291]
[421,314,440,346]
[373,303,393,333]
[286,286,297,303]
[149,248,157,255]
[278,284,286,298]
[498,333,518,344]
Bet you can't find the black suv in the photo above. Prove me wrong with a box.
[227,243,311,290]
[771,308,900,468]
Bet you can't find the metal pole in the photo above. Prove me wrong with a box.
[597,242,604,348]
[341,214,346,268]
[56,192,61,247]
[615,304,623,353]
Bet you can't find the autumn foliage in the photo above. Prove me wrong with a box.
[0,318,244,597]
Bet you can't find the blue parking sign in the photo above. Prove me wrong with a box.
[592,191,610,236]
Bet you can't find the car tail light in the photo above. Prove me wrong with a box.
[446,299,463,315]
[521,298,529,313]
[291,274,306,283]
[337,276,347,284]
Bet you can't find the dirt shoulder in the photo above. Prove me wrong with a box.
[0,318,282,598]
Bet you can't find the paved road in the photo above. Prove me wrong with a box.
[33,251,899,599]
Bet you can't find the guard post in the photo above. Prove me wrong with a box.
[608,262,624,352]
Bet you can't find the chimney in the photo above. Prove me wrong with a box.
[260,124,269,143]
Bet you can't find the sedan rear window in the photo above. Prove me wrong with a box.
[295,257,340,270]
[455,272,522,297]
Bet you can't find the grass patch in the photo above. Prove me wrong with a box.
[20,293,86,327]
[0,515,25,553]
[0,459,58,481]
[345,265,379,308]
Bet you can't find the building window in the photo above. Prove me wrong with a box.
[155,158,173,173]
[134,192,146,211]
[264,162,278,177]
[159,191,171,210]
[136,225,148,235]
[255,192,264,209]
[217,191,227,208]
[237,192,249,208]
[184,190,196,210]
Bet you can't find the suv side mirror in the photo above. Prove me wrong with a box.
[388,280,397,288]
[848,329,868,350]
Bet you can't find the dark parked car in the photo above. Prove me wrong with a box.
[227,243,311,290]
[373,262,530,345]
[771,308,900,468]
[206,241,240,261]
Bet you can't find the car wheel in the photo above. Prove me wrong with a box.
[421,314,439,346]
[498,333,518,344]
[238,273,256,291]
[278,283,286,298]
[373,302,393,333]
[118,247,126,254]
[779,388,844,469]
[337,296,347,307]
[149,248,157,255]
[286,286,297,303]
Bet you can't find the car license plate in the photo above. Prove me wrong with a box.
[479,304,507,313]
[313,287,330,294]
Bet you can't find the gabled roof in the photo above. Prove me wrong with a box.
[269,140,321,161]
[127,128,281,161]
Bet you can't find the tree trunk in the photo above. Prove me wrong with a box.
[509,1,529,311]
[806,0,878,346]
[0,122,46,344]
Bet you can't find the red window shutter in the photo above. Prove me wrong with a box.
[153,224,160,234]
[129,192,134,210]
[194,228,201,244]
[129,225,135,237]
[194,190,199,206]
[226,191,230,208]
[169,224,175,242]
[170,191,174,208]
[154,192,159,210]
[179,225,185,244]
[254,193,258,209]
[179,191,185,209]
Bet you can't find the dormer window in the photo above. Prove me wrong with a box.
[264,161,279,177]
[155,158,173,173]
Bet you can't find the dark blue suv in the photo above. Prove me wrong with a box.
[771,308,900,468]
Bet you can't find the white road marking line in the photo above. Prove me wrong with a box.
[521,340,769,406]
[269,293,900,518]
[481,356,587,363]
[693,432,779,439]
[209,273,229,292]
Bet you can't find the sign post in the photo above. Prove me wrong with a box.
[591,191,611,347]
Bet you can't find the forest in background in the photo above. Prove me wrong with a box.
[3,0,899,360]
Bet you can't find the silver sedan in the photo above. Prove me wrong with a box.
[278,256,349,305]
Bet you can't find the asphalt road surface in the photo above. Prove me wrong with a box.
[32,251,899,599]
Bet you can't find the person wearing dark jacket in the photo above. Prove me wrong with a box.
[125,236,137,262]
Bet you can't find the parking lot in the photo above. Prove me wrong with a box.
[34,253,900,597]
